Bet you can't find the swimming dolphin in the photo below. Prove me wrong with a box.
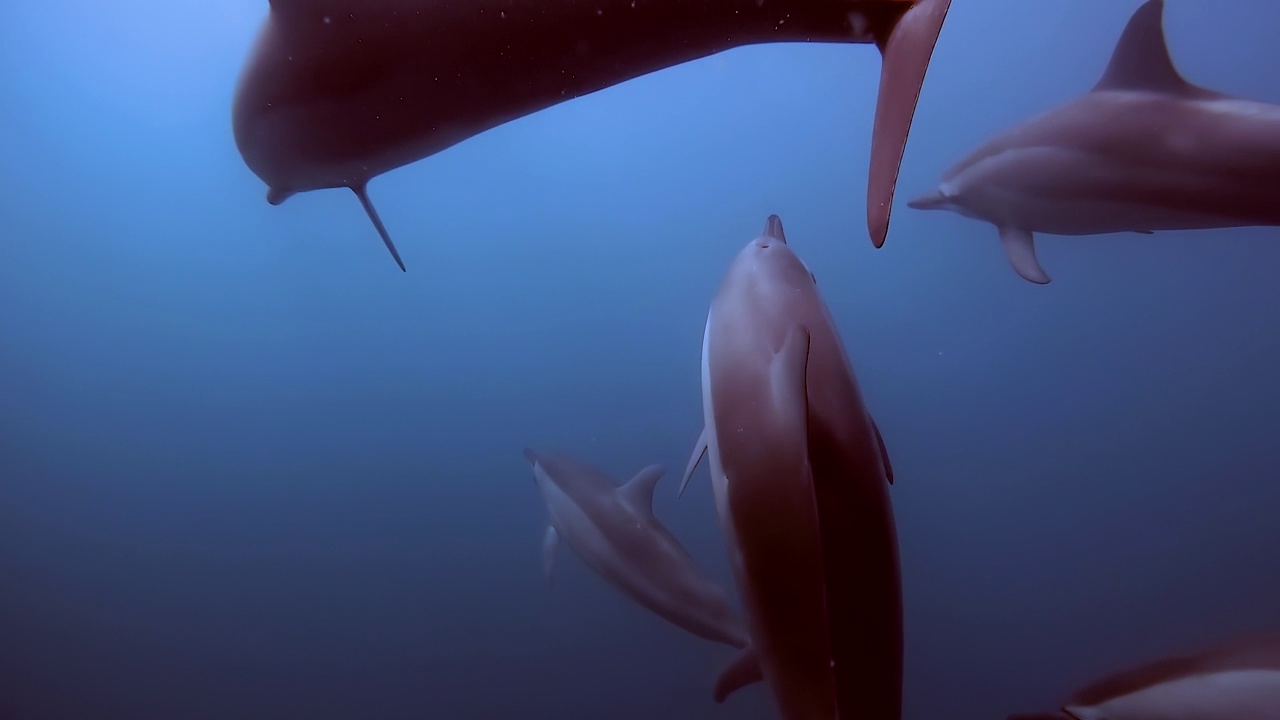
[1009,631,1280,720]
[522,447,750,650]
[907,0,1280,285]
[232,0,952,270]
[679,215,901,719]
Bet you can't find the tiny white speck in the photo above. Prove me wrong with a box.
[322,15,331,23]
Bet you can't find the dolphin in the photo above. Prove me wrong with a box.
[232,0,953,270]
[1009,631,1280,720]
[907,0,1280,285]
[680,215,901,719]
[522,447,750,650]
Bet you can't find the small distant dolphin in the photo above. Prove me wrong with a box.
[907,0,1280,285]
[680,215,901,719]
[1009,631,1280,720]
[232,0,953,270]
[522,447,749,650]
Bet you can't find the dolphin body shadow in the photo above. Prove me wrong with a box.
[232,0,952,270]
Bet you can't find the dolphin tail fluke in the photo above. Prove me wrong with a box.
[866,0,952,248]
[998,226,1052,285]
[678,426,709,498]
[712,645,764,704]
[351,184,407,272]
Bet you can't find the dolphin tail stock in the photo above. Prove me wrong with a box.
[350,183,408,272]
[713,644,764,703]
[865,0,952,248]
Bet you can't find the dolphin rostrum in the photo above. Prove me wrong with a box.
[680,215,901,719]
[907,0,1280,285]
[232,0,952,270]
[522,447,749,650]
[1009,631,1280,720]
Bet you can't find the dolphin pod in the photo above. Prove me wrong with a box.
[907,0,1280,284]
[522,448,750,650]
[231,0,952,270]
[1009,631,1280,720]
[681,215,900,720]
[225,1,1280,718]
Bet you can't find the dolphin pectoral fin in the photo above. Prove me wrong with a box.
[350,184,407,272]
[871,418,894,485]
[998,226,1052,285]
[769,324,812,438]
[677,427,709,498]
[619,465,664,516]
[541,525,559,586]
[866,0,952,247]
[712,645,764,704]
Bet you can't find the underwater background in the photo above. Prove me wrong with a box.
[3,0,1280,718]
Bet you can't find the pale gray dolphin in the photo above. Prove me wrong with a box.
[522,448,749,650]
[680,215,901,719]
[232,0,953,270]
[907,0,1280,285]
[1009,631,1280,720]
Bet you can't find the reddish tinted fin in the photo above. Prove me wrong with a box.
[867,0,952,248]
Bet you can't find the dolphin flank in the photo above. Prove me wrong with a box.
[908,0,1280,285]
[1009,630,1280,720]
[232,0,952,270]
[523,447,750,650]
[681,215,901,719]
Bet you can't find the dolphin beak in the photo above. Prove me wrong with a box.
[266,187,296,206]
[906,189,947,210]
[762,214,788,244]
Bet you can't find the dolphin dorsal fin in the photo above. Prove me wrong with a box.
[1092,0,1192,95]
[619,465,664,515]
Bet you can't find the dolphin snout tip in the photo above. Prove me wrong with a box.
[266,187,296,206]
[906,190,945,210]
[762,214,787,243]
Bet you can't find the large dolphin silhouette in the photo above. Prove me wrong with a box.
[1009,631,1280,720]
[680,215,900,719]
[907,0,1280,285]
[522,447,750,650]
[232,0,952,270]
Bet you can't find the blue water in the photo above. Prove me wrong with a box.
[3,1,1280,718]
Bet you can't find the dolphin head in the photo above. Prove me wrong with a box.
[732,214,819,291]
